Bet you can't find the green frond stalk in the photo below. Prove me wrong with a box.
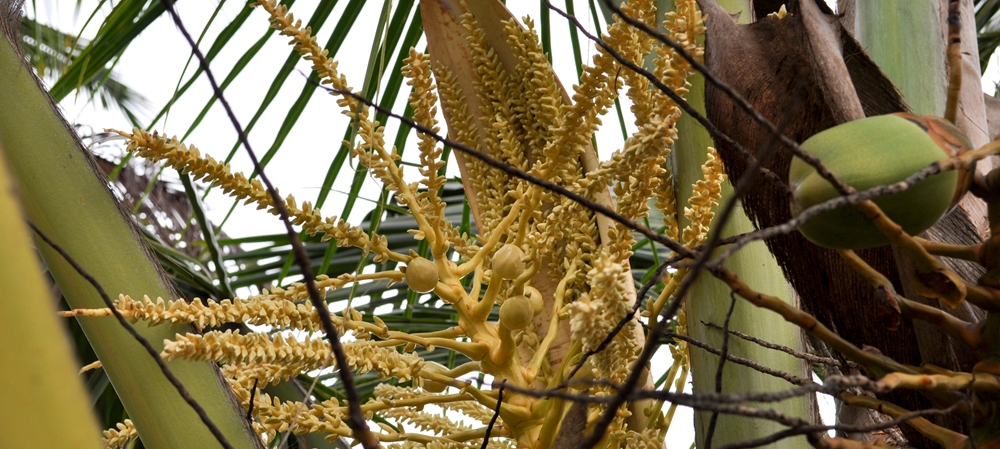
[0,25,260,449]
[0,141,102,449]
[851,1,946,116]
[672,1,814,447]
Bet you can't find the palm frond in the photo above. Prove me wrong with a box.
[19,17,149,120]
[976,0,1000,71]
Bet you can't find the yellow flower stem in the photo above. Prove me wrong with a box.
[648,267,687,319]
[372,143,437,249]
[525,264,578,383]
[535,396,564,448]
[340,315,459,339]
[511,262,539,296]
[420,371,532,423]
[470,265,485,301]
[473,277,504,323]
[513,186,543,247]
[359,393,474,413]
[491,322,518,366]
[455,198,523,278]
[432,279,485,332]
[645,356,683,428]
[59,308,114,318]
[328,270,406,289]
[438,361,481,379]
[380,250,413,263]
[535,340,582,446]
[546,340,582,392]
[662,357,690,438]
[80,360,103,373]
[376,334,489,360]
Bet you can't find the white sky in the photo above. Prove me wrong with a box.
[30,0,975,446]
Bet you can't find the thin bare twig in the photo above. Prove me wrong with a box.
[667,332,811,386]
[703,322,847,367]
[705,292,739,449]
[246,378,258,421]
[502,374,881,405]
[714,401,965,449]
[157,2,377,447]
[30,222,235,449]
[480,380,505,449]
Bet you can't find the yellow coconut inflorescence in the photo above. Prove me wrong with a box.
[789,113,973,250]
[404,257,439,293]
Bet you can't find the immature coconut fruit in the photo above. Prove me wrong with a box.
[499,295,534,330]
[492,244,525,280]
[524,285,544,316]
[404,257,439,293]
[789,113,972,250]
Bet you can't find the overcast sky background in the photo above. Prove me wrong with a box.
[29,0,990,445]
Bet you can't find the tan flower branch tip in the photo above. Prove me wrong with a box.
[682,147,726,247]
[526,261,581,383]
[102,419,138,449]
[79,360,102,374]
[383,407,470,436]
[60,270,404,331]
[232,379,504,446]
[403,48,449,254]
[161,330,424,382]
[109,128,407,264]
[253,0,357,112]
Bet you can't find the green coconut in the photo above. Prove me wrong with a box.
[789,113,971,250]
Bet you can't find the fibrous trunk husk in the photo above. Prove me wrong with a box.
[696,0,973,445]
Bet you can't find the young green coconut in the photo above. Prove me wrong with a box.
[789,113,973,250]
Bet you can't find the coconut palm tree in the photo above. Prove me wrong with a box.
[4,0,1000,448]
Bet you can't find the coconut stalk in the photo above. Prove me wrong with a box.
[672,1,814,447]
[0,12,261,449]
[845,0,992,443]
[0,142,103,449]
